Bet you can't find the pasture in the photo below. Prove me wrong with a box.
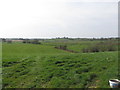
[2,38,119,88]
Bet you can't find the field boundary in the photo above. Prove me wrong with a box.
[55,47,79,53]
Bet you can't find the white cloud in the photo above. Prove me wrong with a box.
[0,0,118,38]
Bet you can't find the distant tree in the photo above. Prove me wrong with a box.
[23,40,26,43]
[18,38,24,40]
[22,39,30,43]
[69,38,74,40]
[2,38,6,42]
[63,37,68,39]
[31,39,41,44]
[23,40,27,43]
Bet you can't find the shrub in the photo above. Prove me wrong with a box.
[22,39,41,44]
[107,45,116,51]
[55,45,67,50]
[22,39,30,43]
[82,41,117,53]
[31,39,41,44]
[90,46,99,52]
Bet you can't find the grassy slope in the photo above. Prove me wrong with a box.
[2,42,118,88]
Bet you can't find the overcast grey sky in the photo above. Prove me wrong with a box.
[0,0,118,38]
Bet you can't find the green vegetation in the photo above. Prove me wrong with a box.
[82,40,118,53]
[2,38,119,88]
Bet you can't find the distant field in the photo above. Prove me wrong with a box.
[2,39,119,88]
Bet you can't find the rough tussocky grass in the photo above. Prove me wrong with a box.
[2,39,119,88]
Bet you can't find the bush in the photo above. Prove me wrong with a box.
[22,39,41,44]
[90,46,99,52]
[55,45,67,50]
[82,41,117,53]
[107,45,116,51]
[31,40,41,44]
[22,39,30,43]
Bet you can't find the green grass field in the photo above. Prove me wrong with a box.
[2,39,119,88]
